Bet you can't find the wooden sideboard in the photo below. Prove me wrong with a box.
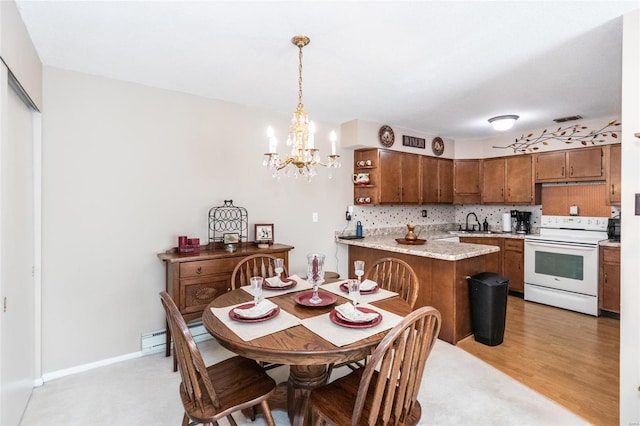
[158,243,294,357]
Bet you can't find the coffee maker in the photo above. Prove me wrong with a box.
[511,210,531,234]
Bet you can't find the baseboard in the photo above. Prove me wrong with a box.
[40,351,143,384]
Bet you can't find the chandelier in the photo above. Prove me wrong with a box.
[263,35,340,180]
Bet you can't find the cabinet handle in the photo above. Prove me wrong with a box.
[562,166,565,177]
[569,166,573,176]
[196,266,202,274]
[611,184,615,195]
[604,272,608,284]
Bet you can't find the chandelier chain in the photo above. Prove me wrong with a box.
[297,44,304,111]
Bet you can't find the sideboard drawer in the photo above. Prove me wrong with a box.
[180,258,240,278]
[180,275,231,314]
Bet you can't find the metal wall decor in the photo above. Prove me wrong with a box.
[402,135,426,149]
[493,119,621,153]
[208,200,248,246]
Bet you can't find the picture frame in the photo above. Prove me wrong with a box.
[255,224,274,244]
[223,232,240,245]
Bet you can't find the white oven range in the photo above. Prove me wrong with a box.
[524,215,609,316]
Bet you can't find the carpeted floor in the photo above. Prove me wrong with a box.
[20,338,587,425]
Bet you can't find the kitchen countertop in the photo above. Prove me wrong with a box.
[335,232,501,261]
[599,239,621,248]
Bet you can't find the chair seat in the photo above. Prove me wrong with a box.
[310,369,422,426]
[180,356,276,423]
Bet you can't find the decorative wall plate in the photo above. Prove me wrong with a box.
[432,137,444,156]
[379,125,395,147]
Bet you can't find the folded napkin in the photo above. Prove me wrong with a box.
[233,299,278,319]
[265,276,293,287]
[360,279,378,291]
[335,303,379,323]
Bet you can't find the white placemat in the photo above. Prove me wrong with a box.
[209,302,301,341]
[240,274,313,297]
[299,303,405,347]
[322,279,398,303]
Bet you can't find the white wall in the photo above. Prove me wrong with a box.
[41,67,352,373]
[619,8,640,424]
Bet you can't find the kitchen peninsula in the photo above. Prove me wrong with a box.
[337,230,500,344]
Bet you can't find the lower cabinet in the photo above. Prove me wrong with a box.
[599,245,620,314]
[460,237,524,293]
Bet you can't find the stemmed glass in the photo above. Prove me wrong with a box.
[250,276,263,306]
[354,260,365,284]
[347,279,360,311]
[306,253,325,304]
[274,258,284,284]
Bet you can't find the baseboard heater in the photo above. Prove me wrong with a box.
[141,321,212,355]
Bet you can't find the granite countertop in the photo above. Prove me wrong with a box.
[335,232,501,261]
[599,239,621,248]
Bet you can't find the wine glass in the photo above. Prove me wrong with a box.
[274,258,284,283]
[250,276,263,306]
[306,253,325,304]
[347,278,360,311]
[354,260,365,284]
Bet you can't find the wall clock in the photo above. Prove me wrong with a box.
[378,125,395,147]
[432,137,444,156]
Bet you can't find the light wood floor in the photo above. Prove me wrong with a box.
[458,295,619,426]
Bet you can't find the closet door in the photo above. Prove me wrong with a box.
[0,67,36,425]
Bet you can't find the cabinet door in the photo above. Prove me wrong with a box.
[459,237,502,273]
[481,158,505,203]
[506,155,533,203]
[503,239,524,293]
[607,144,621,205]
[568,147,603,179]
[535,151,566,181]
[420,156,439,204]
[453,160,481,204]
[401,153,421,203]
[379,150,403,203]
[439,159,454,203]
[599,247,620,313]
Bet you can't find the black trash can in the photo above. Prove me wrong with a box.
[467,272,509,346]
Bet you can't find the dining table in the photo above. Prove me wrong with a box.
[202,275,412,426]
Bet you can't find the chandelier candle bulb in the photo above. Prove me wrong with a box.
[330,131,337,155]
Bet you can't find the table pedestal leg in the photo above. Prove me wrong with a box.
[287,364,329,426]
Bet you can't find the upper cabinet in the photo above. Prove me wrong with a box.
[353,148,420,206]
[453,160,482,204]
[379,150,420,204]
[535,146,604,182]
[483,156,539,205]
[420,156,453,204]
[606,144,621,206]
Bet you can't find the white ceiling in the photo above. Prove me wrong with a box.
[14,0,640,139]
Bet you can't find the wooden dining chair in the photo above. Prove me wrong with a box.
[310,306,441,426]
[365,257,420,309]
[159,291,276,426]
[230,254,288,290]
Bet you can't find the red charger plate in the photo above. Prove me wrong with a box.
[228,303,280,323]
[329,307,382,328]
[263,277,297,290]
[339,282,379,294]
[294,291,337,307]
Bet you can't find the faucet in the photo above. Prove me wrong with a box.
[465,212,482,231]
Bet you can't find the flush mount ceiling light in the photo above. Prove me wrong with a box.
[488,115,519,131]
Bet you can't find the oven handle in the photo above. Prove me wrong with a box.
[524,241,596,250]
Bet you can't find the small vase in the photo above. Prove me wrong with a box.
[405,225,417,241]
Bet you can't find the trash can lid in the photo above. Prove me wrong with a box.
[467,272,509,286]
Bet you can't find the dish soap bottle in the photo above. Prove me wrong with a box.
[483,218,489,232]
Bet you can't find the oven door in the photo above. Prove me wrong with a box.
[524,239,599,296]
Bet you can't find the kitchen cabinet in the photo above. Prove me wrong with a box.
[353,148,420,205]
[535,146,604,182]
[379,150,420,204]
[158,243,294,357]
[421,156,453,204]
[502,239,524,293]
[599,246,620,314]
[606,144,621,205]
[453,159,482,204]
[483,156,537,205]
[459,237,502,274]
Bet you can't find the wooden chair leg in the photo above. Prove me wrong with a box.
[261,400,276,426]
